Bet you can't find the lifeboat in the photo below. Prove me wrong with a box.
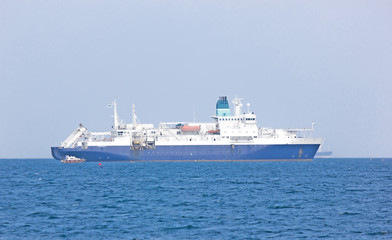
[181,125,200,132]
[208,130,220,135]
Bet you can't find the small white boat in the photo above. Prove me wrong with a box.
[61,155,86,163]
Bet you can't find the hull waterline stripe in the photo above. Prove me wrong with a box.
[128,159,313,162]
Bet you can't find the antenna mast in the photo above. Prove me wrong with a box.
[113,100,119,130]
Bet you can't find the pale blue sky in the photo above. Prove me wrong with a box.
[1,0,391,158]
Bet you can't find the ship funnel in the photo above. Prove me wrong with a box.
[216,96,231,117]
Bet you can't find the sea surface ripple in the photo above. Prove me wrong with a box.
[0,158,391,239]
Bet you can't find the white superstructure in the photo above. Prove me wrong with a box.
[60,97,321,150]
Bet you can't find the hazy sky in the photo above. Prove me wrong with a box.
[1,0,391,158]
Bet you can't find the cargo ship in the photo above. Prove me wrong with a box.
[51,96,323,162]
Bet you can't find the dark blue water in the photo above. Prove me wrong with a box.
[0,158,391,239]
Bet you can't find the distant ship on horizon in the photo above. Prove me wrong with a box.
[315,150,333,158]
[315,144,333,158]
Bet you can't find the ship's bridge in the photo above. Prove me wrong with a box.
[216,114,256,124]
[213,96,259,138]
[213,96,257,124]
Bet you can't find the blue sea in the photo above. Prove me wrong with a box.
[0,158,391,239]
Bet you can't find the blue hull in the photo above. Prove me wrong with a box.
[51,144,320,162]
